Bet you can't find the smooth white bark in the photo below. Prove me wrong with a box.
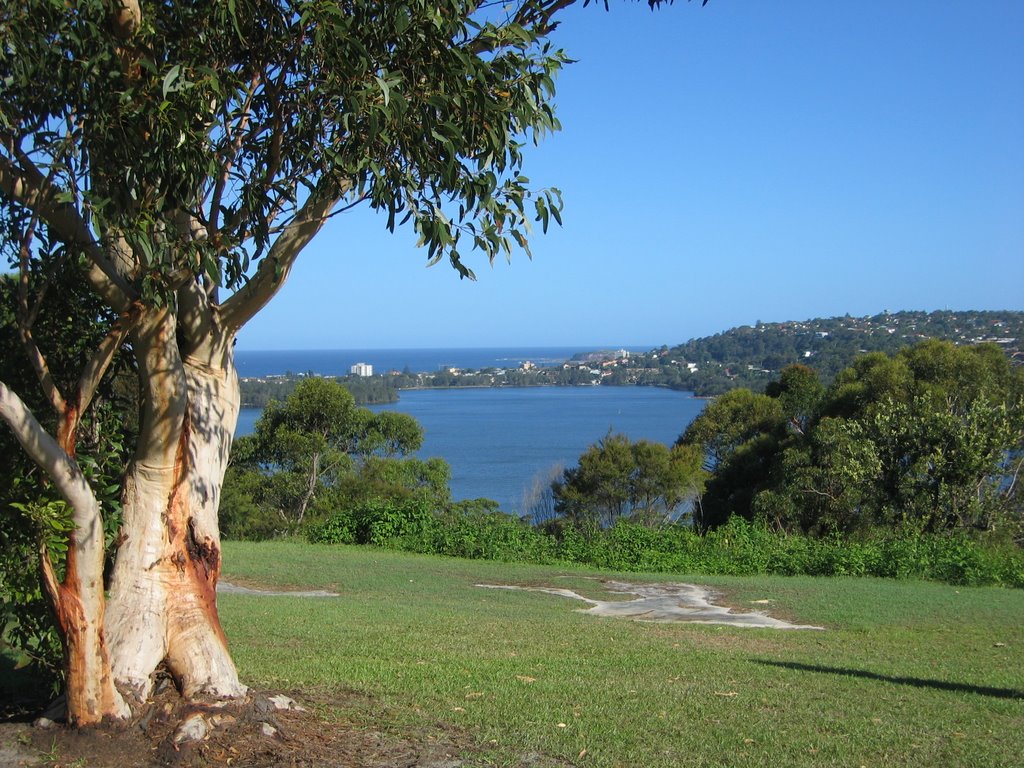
[105,311,245,702]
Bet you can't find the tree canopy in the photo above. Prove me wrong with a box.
[678,341,1024,537]
[222,377,447,538]
[551,432,705,532]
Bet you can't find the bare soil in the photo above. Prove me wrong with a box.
[0,686,489,768]
[477,580,825,629]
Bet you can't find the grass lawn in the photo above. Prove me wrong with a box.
[221,541,1024,767]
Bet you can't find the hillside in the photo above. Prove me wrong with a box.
[631,310,1024,396]
[237,310,1024,404]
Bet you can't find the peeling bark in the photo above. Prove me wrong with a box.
[0,383,129,724]
[105,308,245,706]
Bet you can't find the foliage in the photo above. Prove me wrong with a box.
[0,270,133,688]
[674,389,785,529]
[765,362,824,434]
[409,503,559,563]
[0,0,589,299]
[221,377,447,538]
[240,374,400,408]
[550,433,705,533]
[676,341,1024,538]
[308,497,436,547]
[342,455,451,501]
[305,505,1024,588]
[648,310,1024,397]
[0,497,69,690]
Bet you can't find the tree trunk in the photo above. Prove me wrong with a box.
[51,481,130,725]
[104,308,246,705]
[0,383,129,725]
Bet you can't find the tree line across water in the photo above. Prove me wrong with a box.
[238,309,1024,406]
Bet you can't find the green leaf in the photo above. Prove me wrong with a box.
[162,65,182,98]
[374,75,390,107]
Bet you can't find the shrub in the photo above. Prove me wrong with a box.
[416,509,555,563]
[310,498,1023,589]
[307,498,434,546]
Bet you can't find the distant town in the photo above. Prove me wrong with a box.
[239,309,1024,406]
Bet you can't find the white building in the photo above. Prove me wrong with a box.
[350,362,373,377]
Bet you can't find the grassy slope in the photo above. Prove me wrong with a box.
[221,541,1024,767]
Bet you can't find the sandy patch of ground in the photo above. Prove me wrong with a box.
[217,581,339,598]
[477,580,825,630]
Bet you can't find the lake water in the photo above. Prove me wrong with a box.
[236,385,705,514]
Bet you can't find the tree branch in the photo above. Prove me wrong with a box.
[799,486,839,502]
[13,211,69,416]
[1004,453,1024,500]
[512,0,578,35]
[0,381,100,523]
[77,313,134,416]
[0,151,134,313]
[209,70,263,238]
[471,0,692,53]
[38,540,64,621]
[218,187,345,335]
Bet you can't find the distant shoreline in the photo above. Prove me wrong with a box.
[237,310,1024,403]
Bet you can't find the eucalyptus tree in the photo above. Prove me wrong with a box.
[0,0,701,727]
[226,377,428,531]
[677,388,785,469]
[553,433,705,531]
[684,343,1024,535]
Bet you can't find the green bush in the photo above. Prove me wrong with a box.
[307,498,434,546]
[409,508,556,563]
[306,508,358,545]
[309,501,1022,589]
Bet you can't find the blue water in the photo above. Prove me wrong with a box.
[234,346,645,377]
[236,385,705,514]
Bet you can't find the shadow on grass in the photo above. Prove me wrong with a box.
[754,660,1024,701]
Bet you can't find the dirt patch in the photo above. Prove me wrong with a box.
[478,580,825,630]
[217,581,339,598]
[0,686,479,767]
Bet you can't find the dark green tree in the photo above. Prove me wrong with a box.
[766,364,824,436]
[553,433,705,532]
[222,377,433,536]
[827,341,1024,533]
[689,340,1024,536]
[677,388,785,470]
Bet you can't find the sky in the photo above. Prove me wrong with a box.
[236,1,1024,351]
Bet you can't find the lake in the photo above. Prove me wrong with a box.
[237,385,705,514]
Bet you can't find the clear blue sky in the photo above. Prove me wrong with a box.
[237,1,1024,351]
